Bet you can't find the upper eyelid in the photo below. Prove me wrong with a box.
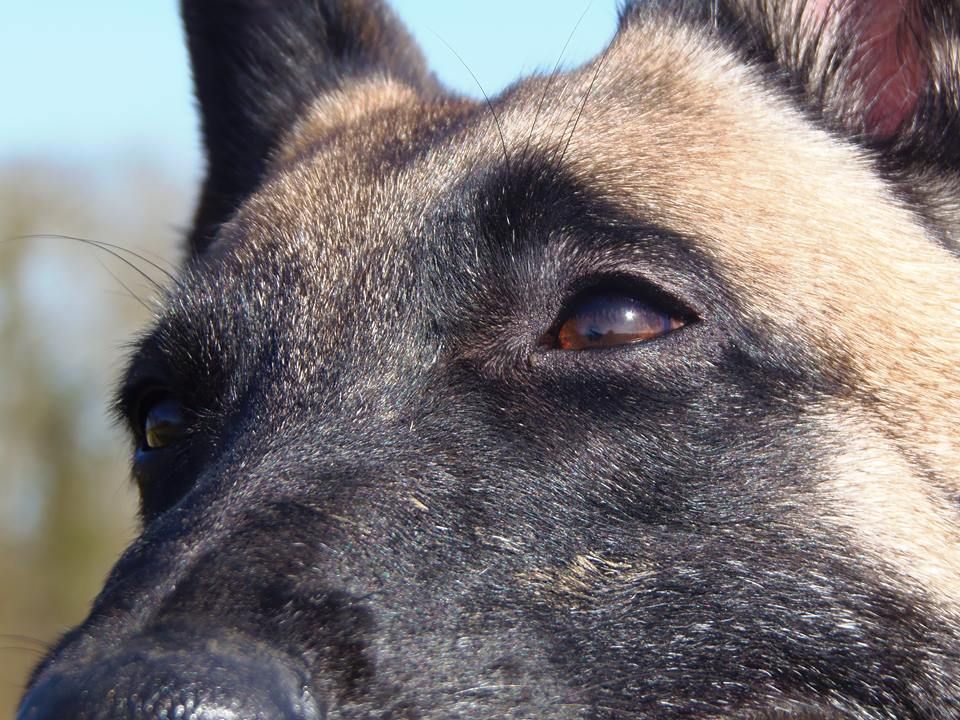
[555,273,699,324]
[115,379,167,438]
[114,338,170,427]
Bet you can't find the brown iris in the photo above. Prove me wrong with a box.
[554,292,685,350]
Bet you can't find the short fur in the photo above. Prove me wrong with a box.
[18,1,960,718]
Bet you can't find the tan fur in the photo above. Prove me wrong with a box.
[522,554,650,605]
[277,78,421,165]
[816,407,960,610]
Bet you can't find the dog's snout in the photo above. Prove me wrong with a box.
[17,633,323,720]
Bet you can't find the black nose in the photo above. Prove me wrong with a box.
[17,632,323,720]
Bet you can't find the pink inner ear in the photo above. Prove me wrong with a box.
[809,0,927,139]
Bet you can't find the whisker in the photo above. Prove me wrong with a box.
[0,645,47,660]
[523,0,596,160]
[6,234,174,291]
[433,32,511,173]
[558,38,614,167]
[94,258,157,314]
[0,634,47,648]
[9,234,176,284]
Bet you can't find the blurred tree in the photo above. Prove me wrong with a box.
[0,160,189,716]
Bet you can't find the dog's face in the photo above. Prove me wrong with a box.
[19,1,960,718]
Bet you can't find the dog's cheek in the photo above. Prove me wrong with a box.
[811,406,960,613]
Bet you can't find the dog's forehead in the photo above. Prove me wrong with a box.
[206,12,959,481]
[207,81,473,279]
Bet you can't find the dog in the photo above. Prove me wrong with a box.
[17,0,960,717]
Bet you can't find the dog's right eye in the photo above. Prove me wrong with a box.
[136,391,186,451]
[542,284,691,351]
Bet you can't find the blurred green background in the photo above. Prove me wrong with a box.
[0,1,616,714]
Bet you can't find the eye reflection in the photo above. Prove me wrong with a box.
[555,293,684,350]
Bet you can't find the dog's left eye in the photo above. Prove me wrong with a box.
[546,290,686,350]
[137,392,187,451]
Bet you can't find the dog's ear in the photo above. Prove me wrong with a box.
[623,0,960,168]
[182,0,438,253]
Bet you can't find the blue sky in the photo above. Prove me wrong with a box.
[1,2,619,180]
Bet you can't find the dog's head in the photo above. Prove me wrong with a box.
[19,1,960,717]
